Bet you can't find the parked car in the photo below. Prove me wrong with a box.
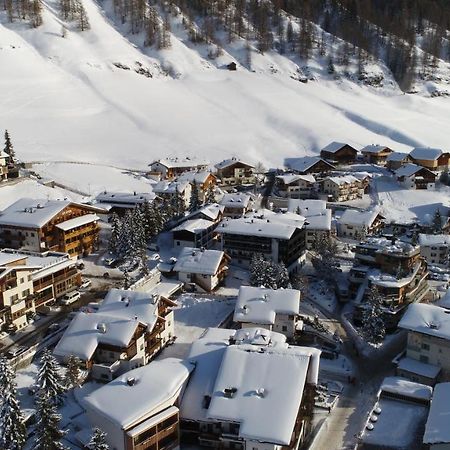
[60,291,81,306]
[6,345,27,359]
[80,279,92,290]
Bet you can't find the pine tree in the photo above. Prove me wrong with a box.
[4,130,15,160]
[433,208,443,233]
[0,358,27,450]
[30,0,43,27]
[361,285,386,345]
[275,262,291,289]
[327,56,335,75]
[123,270,131,289]
[139,248,149,276]
[35,392,67,450]
[109,213,122,256]
[250,253,266,287]
[189,180,200,212]
[88,427,109,450]
[37,349,66,405]
[64,355,81,389]
[204,184,216,204]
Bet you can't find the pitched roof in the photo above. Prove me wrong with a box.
[95,191,155,205]
[55,214,99,231]
[395,163,426,178]
[321,141,353,154]
[176,170,215,184]
[339,209,382,227]
[325,175,360,185]
[387,152,410,162]
[215,158,254,170]
[174,247,226,275]
[186,203,224,221]
[410,147,443,161]
[219,193,251,208]
[424,382,450,444]
[153,180,190,194]
[361,144,392,154]
[399,303,450,341]
[285,156,334,173]
[172,218,215,234]
[276,174,316,185]
[149,157,209,169]
[83,358,193,429]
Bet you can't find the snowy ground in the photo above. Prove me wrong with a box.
[373,177,450,223]
[33,162,155,197]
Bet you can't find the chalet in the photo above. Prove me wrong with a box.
[423,383,450,449]
[152,180,192,207]
[419,234,450,266]
[399,303,450,381]
[410,147,449,171]
[337,209,384,238]
[175,171,217,202]
[217,210,306,272]
[83,358,194,450]
[173,247,229,292]
[275,173,316,199]
[148,157,209,180]
[395,163,436,190]
[219,193,252,218]
[0,198,102,258]
[351,237,429,328]
[0,249,80,333]
[54,288,175,380]
[386,152,411,171]
[0,151,10,181]
[321,175,364,202]
[180,327,321,450]
[234,286,301,338]
[320,141,358,164]
[285,156,335,175]
[360,145,393,165]
[172,219,218,249]
[94,191,155,216]
[214,158,255,185]
[359,376,432,450]
[289,200,332,249]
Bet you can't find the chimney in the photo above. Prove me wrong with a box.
[126,377,136,386]
[97,323,107,334]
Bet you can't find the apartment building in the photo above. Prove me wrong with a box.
[0,198,102,257]
[0,249,80,332]
[360,145,393,165]
[321,175,364,202]
[337,209,385,238]
[217,210,306,272]
[320,141,358,165]
[153,181,192,207]
[54,288,175,381]
[275,173,316,199]
[175,171,217,202]
[395,164,436,190]
[419,234,450,266]
[219,193,252,219]
[148,157,209,180]
[410,147,449,171]
[285,156,335,175]
[214,158,255,185]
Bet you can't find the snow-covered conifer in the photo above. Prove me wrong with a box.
[88,427,109,450]
[35,392,67,450]
[37,349,66,405]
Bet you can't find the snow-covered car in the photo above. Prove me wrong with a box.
[80,279,92,290]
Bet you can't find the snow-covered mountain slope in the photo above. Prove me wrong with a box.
[1,0,450,168]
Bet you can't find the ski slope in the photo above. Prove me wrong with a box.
[1,0,450,168]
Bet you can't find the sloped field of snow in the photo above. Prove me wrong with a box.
[1,0,450,168]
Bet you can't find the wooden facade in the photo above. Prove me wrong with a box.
[320,144,358,164]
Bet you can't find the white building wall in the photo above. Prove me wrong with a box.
[273,314,297,338]
[85,409,126,450]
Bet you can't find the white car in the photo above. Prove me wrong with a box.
[61,291,81,306]
[80,279,92,290]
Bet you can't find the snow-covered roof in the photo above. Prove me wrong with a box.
[215,158,254,170]
[95,191,155,205]
[234,286,300,325]
[380,376,433,402]
[320,141,351,154]
[174,247,226,275]
[219,193,251,209]
[285,156,334,173]
[288,199,327,216]
[397,357,441,379]
[186,203,224,221]
[150,157,209,169]
[361,144,392,154]
[410,147,443,161]
[153,180,190,194]
[0,198,70,228]
[276,173,316,185]
[181,327,320,445]
[172,218,214,234]
[84,358,194,429]
[325,174,360,185]
[304,210,332,231]
[436,289,450,310]
[399,303,450,341]
[424,382,450,444]
[218,213,304,240]
[419,234,450,247]
[176,170,214,185]
[54,289,162,360]
[54,312,140,361]
[55,214,99,231]
[395,163,428,178]
[339,209,382,227]
[387,151,409,162]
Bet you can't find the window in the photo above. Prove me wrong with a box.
[22,289,30,297]
[282,325,287,332]
[421,343,430,351]
[20,278,24,284]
